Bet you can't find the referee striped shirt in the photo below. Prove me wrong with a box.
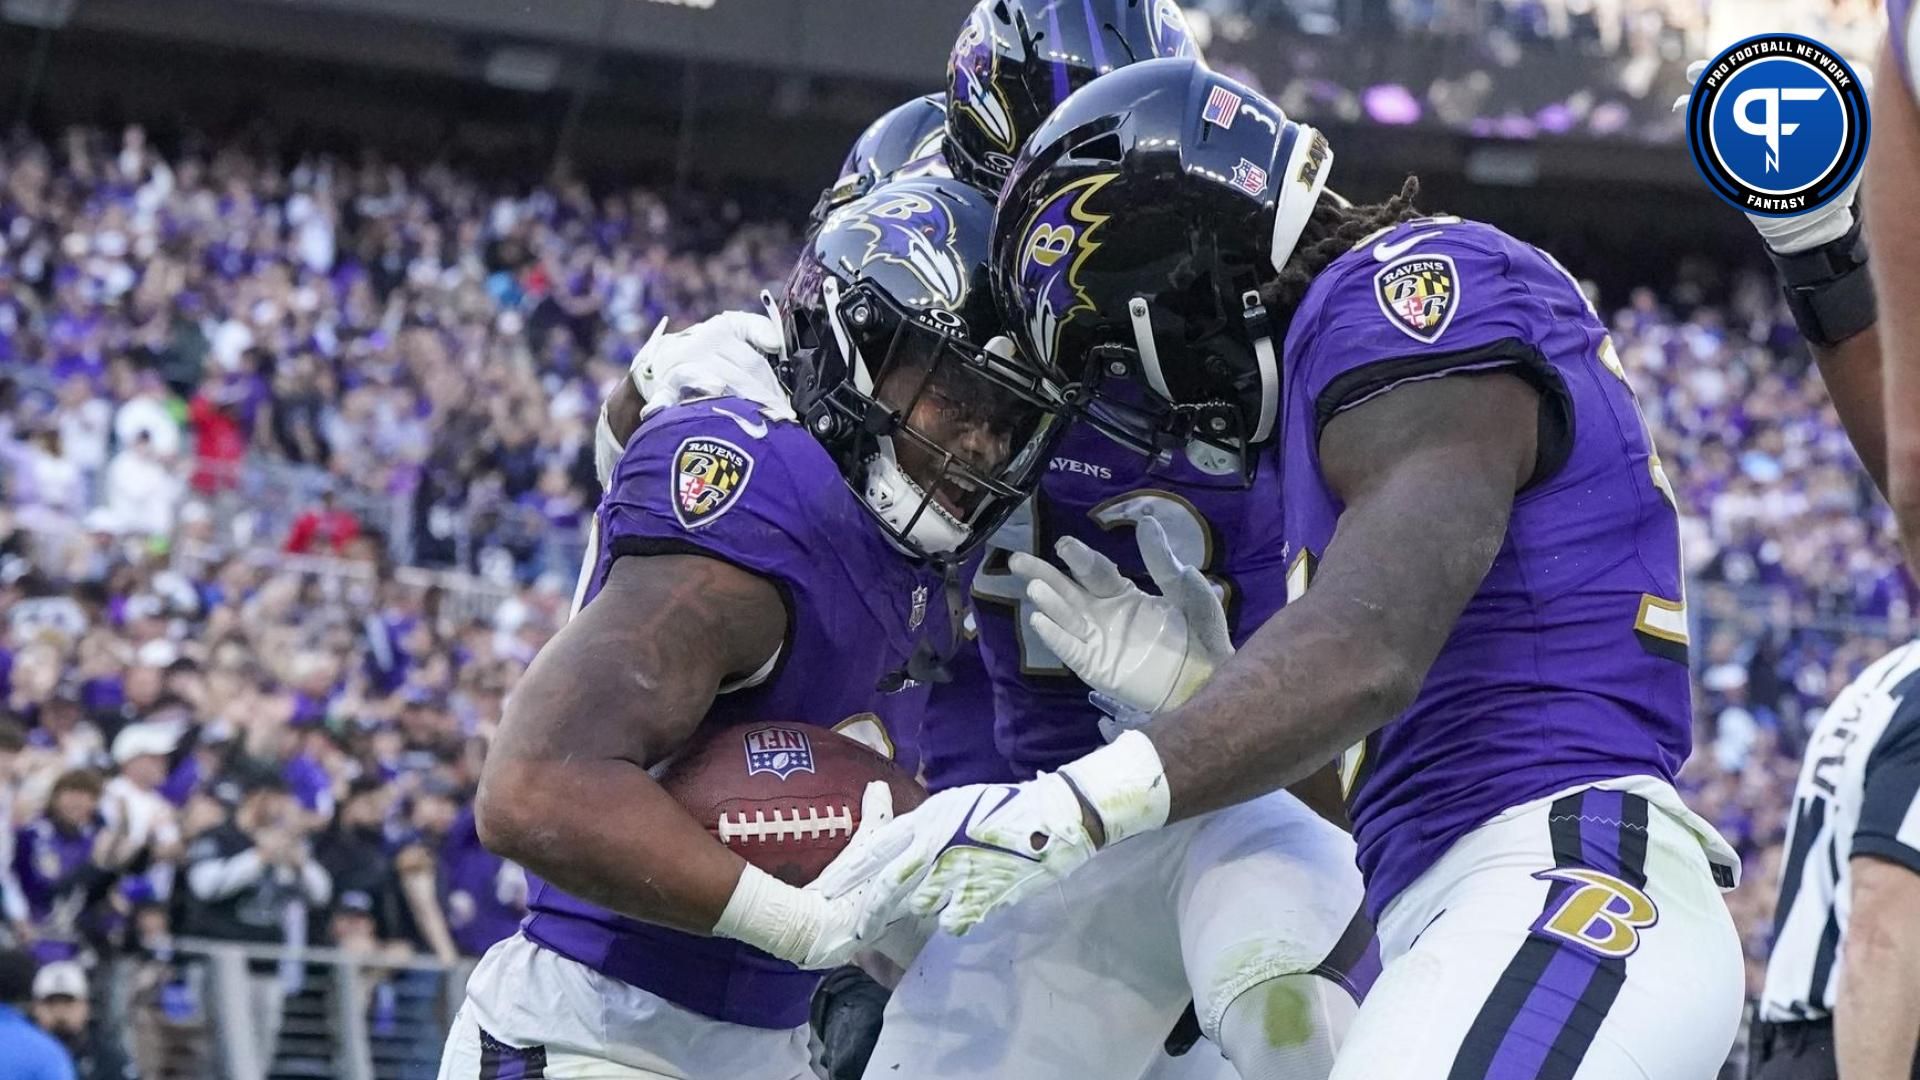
[1759,640,1920,1022]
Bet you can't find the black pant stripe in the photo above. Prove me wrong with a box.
[1444,794,1589,1080]
[1536,958,1628,1080]
[477,1027,548,1080]
[1534,793,1651,1080]
[478,1028,504,1080]
[1446,935,1565,1080]
[1312,907,1377,987]
[1547,793,1586,867]
[1445,791,1649,1080]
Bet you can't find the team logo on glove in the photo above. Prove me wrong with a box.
[1683,33,1869,218]
[674,436,754,528]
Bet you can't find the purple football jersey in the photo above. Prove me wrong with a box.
[1280,219,1691,916]
[520,397,943,1030]
[971,423,1290,776]
[918,626,1020,791]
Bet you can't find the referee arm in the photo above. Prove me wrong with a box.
[1838,860,1920,1080]
[1837,702,1920,1080]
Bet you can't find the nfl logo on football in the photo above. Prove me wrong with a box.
[743,726,816,780]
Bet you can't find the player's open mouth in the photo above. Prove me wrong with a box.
[934,475,979,518]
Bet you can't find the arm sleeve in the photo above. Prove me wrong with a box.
[185,836,268,901]
[296,855,332,907]
[0,866,25,923]
[1854,697,1920,875]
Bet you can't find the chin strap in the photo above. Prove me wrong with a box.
[862,444,970,556]
[1241,290,1279,446]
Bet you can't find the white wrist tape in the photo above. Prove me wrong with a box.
[1058,729,1171,846]
[712,863,821,965]
[594,402,625,489]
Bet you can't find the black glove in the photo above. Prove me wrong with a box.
[811,965,893,1080]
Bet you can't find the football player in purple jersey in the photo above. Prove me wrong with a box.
[594,9,1367,1075]
[445,177,1069,1080]
[842,59,1748,1080]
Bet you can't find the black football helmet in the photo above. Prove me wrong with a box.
[944,0,1201,191]
[782,176,1071,563]
[991,58,1331,471]
[809,94,952,233]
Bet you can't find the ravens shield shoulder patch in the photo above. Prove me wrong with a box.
[673,436,753,528]
[1374,253,1459,343]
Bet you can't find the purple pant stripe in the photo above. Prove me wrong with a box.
[1575,788,1626,880]
[1481,938,1603,1079]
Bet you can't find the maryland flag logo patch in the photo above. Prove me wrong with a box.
[673,436,753,528]
[1374,253,1459,343]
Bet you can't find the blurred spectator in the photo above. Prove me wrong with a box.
[122,899,207,1080]
[30,961,134,1080]
[101,432,183,539]
[100,722,183,901]
[438,803,525,959]
[314,777,407,943]
[179,771,329,945]
[53,378,112,501]
[283,490,361,557]
[0,946,75,1080]
[11,770,111,964]
[109,375,181,464]
[0,720,26,942]
[392,781,460,965]
[179,770,330,1067]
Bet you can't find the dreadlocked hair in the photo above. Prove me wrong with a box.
[1258,175,1425,343]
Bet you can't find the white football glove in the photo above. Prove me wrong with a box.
[821,731,1171,936]
[712,781,912,969]
[1010,516,1233,714]
[595,311,793,486]
[1672,58,1871,255]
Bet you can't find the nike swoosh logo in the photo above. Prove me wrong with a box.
[1372,230,1442,262]
[712,406,769,439]
[945,787,1043,863]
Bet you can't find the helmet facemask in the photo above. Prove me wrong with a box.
[794,276,1066,562]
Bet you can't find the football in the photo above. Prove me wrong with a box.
[659,721,927,886]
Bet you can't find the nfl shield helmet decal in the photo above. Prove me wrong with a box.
[672,436,753,529]
[743,725,816,780]
[1374,252,1459,343]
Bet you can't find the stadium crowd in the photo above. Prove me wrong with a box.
[0,121,1910,1073]
[1190,0,1879,59]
